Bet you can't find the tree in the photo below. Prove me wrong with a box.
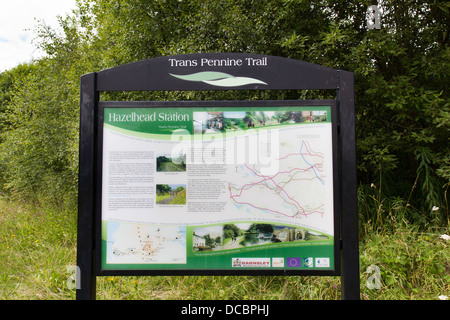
[0,0,447,224]
[223,224,241,239]
[248,224,274,234]
[156,184,171,195]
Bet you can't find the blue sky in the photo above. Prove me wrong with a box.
[0,0,77,72]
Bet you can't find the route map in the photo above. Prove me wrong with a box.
[229,140,325,218]
[226,124,334,235]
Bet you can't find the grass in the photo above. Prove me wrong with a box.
[0,198,448,300]
[359,224,450,300]
[0,199,76,299]
[156,193,172,203]
[170,189,186,204]
[157,161,186,172]
[156,189,186,205]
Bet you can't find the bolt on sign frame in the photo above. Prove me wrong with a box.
[77,53,359,300]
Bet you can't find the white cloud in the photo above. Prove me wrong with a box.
[0,0,77,72]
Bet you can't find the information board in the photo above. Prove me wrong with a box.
[77,53,359,300]
[97,101,339,274]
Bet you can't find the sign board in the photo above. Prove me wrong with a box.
[98,101,338,274]
[78,53,359,299]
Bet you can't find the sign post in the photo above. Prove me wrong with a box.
[77,53,359,300]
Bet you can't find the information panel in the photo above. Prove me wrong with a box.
[98,101,338,274]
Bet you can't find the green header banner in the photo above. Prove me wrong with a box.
[103,106,331,135]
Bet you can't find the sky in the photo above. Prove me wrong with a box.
[0,0,77,72]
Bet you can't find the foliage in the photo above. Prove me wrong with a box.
[223,224,242,240]
[170,188,187,205]
[1,0,449,302]
[156,184,172,195]
[0,0,448,226]
[0,199,77,299]
[248,224,275,234]
[359,224,450,300]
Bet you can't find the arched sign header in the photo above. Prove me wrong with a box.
[96,53,339,91]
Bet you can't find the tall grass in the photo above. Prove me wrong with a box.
[171,189,187,205]
[0,199,77,299]
[0,197,448,300]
